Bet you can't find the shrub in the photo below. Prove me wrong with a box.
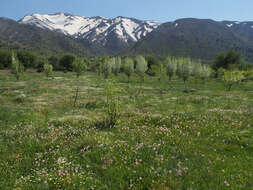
[11,53,24,81]
[72,58,87,78]
[212,49,244,72]
[16,51,37,71]
[104,79,123,127]
[48,55,59,71]
[43,63,53,78]
[0,49,12,69]
[222,70,244,91]
[59,54,76,72]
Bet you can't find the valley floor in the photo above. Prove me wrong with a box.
[0,70,252,189]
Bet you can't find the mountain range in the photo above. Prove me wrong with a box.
[1,13,253,61]
[20,13,159,55]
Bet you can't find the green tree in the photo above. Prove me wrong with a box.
[59,54,76,72]
[123,57,134,82]
[200,64,212,81]
[0,49,12,69]
[102,57,113,79]
[48,55,59,70]
[11,53,24,81]
[176,58,192,86]
[43,63,53,78]
[16,51,37,71]
[222,70,244,91]
[72,58,87,78]
[112,57,121,76]
[135,55,148,82]
[165,56,177,81]
[213,50,244,72]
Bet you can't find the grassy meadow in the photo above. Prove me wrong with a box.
[0,69,252,189]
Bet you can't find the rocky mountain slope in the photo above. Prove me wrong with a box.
[0,17,92,56]
[20,13,160,54]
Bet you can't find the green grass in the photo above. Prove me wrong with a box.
[0,70,252,189]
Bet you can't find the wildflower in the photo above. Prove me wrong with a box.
[177,169,182,176]
[224,180,230,186]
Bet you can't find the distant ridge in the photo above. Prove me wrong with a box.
[0,13,253,60]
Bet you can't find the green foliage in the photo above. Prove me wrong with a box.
[102,57,113,79]
[243,69,253,81]
[112,57,122,76]
[149,61,166,82]
[192,60,212,81]
[72,58,87,78]
[213,50,244,71]
[104,79,123,127]
[16,50,37,71]
[123,57,134,82]
[222,70,245,91]
[200,64,212,80]
[145,56,161,76]
[11,53,24,80]
[135,55,148,82]
[43,63,53,78]
[165,56,177,80]
[59,54,76,72]
[176,58,192,84]
[0,49,12,69]
[35,57,47,72]
[48,55,59,70]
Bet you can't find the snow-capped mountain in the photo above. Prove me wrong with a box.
[19,13,160,47]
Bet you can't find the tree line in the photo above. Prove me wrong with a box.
[1,49,253,91]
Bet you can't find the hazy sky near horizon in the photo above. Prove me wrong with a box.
[1,0,253,22]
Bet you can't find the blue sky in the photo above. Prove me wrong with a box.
[1,0,253,22]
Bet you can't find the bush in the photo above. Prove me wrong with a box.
[48,55,60,71]
[59,54,76,72]
[16,51,37,70]
[213,50,244,72]
[43,63,53,78]
[104,79,123,127]
[11,53,24,81]
[72,58,87,78]
[0,49,12,69]
[222,70,244,91]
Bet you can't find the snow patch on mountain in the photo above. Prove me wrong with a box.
[20,13,160,46]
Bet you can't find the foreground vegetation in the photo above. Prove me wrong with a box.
[0,67,252,189]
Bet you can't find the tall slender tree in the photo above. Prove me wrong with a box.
[135,55,148,82]
[11,53,24,81]
[123,57,134,82]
